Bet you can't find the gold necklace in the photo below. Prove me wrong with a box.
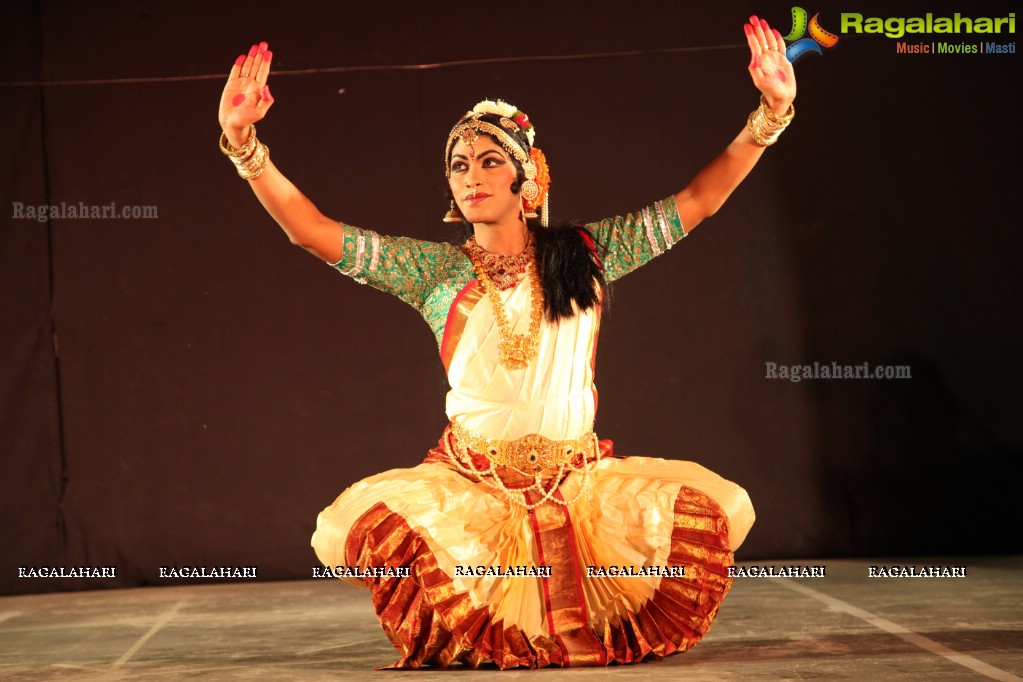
[462,234,534,290]
[463,235,544,370]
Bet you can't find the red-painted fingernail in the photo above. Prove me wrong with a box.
[744,23,753,35]
[248,45,258,56]
[750,15,759,25]
[232,93,245,106]
[760,18,770,30]
[263,50,272,60]
[234,55,245,66]
[774,28,783,39]
[259,41,268,51]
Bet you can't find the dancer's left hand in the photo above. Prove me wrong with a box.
[744,15,796,114]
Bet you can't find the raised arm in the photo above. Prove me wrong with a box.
[218,42,341,262]
[674,15,797,232]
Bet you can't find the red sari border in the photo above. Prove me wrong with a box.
[439,279,482,372]
[334,432,735,669]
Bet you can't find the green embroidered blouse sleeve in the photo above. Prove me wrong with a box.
[328,222,473,342]
[584,195,688,283]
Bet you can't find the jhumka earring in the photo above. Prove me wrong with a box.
[523,196,538,220]
[443,199,463,223]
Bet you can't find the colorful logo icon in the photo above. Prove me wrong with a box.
[784,7,840,62]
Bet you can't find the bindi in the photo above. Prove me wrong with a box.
[232,94,245,106]
[776,70,787,83]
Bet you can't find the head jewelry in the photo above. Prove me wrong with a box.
[445,100,551,226]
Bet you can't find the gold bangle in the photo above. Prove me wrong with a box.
[747,95,794,146]
[219,124,269,179]
[219,124,257,159]
[759,94,794,124]
[235,142,270,179]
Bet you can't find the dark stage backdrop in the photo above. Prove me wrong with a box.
[2,0,1020,595]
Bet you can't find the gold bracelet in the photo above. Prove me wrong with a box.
[219,124,269,179]
[219,124,257,159]
[235,142,270,179]
[759,94,794,124]
[747,95,795,146]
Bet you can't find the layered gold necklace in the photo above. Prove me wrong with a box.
[463,234,544,370]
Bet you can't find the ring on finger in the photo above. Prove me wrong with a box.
[240,72,250,77]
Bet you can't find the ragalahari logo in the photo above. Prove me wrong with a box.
[784,7,839,62]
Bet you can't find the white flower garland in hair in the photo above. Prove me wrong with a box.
[472,99,516,118]
[470,99,536,146]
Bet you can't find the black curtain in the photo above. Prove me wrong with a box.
[2,0,1020,594]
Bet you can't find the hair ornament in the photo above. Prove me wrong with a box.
[470,99,536,146]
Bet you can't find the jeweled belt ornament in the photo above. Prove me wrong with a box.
[445,421,601,509]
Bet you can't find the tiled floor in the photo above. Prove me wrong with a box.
[1,557,1020,681]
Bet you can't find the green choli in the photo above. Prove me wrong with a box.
[329,196,687,346]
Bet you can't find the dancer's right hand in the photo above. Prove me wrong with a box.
[218,42,275,147]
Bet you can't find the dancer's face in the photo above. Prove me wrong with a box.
[448,136,521,225]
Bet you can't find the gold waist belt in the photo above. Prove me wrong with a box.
[450,420,596,474]
[446,421,602,510]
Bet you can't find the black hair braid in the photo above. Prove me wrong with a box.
[532,222,606,321]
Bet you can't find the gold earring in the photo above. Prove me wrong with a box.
[443,199,462,223]
[520,160,539,202]
[520,196,537,220]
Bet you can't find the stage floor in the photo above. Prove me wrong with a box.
[1,557,1020,681]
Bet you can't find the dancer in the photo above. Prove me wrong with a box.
[217,15,796,669]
